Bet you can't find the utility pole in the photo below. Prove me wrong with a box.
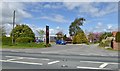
[12,10,15,44]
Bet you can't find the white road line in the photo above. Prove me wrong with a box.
[99,63,108,68]
[41,59,50,61]
[5,56,37,59]
[5,56,50,61]
[77,66,103,69]
[48,60,60,65]
[0,59,43,65]
[5,56,15,58]
[80,61,118,64]
[6,59,17,61]
[0,60,7,62]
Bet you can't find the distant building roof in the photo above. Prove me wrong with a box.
[56,32,63,35]
[112,31,117,37]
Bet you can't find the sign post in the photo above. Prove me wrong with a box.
[46,25,49,46]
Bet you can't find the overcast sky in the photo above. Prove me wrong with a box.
[1,2,118,37]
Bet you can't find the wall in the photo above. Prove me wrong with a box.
[113,41,120,50]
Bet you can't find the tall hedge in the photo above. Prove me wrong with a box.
[10,24,35,43]
[73,32,88,44]
[2,36,12,45]
[116,32,120,42]
[16,37,34,43]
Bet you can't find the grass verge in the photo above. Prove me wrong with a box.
[2,42,47,49]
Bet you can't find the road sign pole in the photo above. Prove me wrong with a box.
[46,25,49,46]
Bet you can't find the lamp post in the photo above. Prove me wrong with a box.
[12,10,15,44]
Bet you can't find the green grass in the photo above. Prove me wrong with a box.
[2,42,47,49]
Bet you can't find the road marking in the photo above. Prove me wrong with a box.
[5,56,37,59]
[99,63,108,68]
[6,59,17,61]
[77,66,103,69]
[41,59,50,61]
[0,60,7,62]
[48,60,60,65]
[0,59,43,65]
[5,56,49,60]
[80,61,118,64]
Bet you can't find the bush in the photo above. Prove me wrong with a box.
[116,32,120,42]
[2,36,12,45]
[99,40,111,47]
[44,44,51,47]
[10,24,35,41]
[73,32,88,44]
[16,37,34,43]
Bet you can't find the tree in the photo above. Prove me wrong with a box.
[0,26,6,37]
[88,33,95,43]
[63,34,67,41]
[69,18,85,36]
[56,31,64,40]
[37,30,45,40]
[99,32,112,42]
[10,24,35,42]
[73,32,88,44]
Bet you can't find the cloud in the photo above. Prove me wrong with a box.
[40,14,69,23]
[2,23,13,36]
[89,22,118,32]
[1,2,32,24]
[63,2,118,17]
[26,24,63,37]
[3,0,120,2]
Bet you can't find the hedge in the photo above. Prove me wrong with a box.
[99,40,111,47]
[16,37,34,43]
[116,32,120,42]
[2,36,12,45]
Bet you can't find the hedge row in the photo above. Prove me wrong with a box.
[2,37,34,45]
[116,32,120,42]
[16,37,34,43]
[2,36,12,45]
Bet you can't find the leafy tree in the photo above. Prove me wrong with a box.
[116,32,120,42]
[88,33,95,43]
[73,32,88,44]
[69,18,85,36]
[37,30,45,40]
[63,34,67,41]
[56,31,64,40]
[0,26,6,36]
[10,24,35,42]
[99,32,112,42]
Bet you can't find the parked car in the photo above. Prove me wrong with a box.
[35,39,43,43]
[56,40,66,45]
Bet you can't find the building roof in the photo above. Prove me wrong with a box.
[112,31,117,37]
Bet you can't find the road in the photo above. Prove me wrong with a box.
[1,50,119,71]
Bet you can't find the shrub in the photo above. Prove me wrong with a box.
[16,37,34,43]
[10,24,35,41]
[44,44,51,47]
[116,32,120,42]
[2,36,12,45]
[99,40,111,47]
[73,32,88,44]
